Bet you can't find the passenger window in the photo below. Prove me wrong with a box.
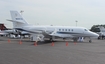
[65,29,67,31]
[68,29,70,31]
[62,29,64,31]
[72,29,73,31]
[59,29,61,31]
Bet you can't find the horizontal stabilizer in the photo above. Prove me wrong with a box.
[6,19,25,24]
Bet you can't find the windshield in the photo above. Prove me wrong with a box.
[84,29,88,31]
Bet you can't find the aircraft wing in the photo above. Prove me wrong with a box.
[0,31,8,35]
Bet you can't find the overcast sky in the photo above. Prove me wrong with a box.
[0,0,105,29]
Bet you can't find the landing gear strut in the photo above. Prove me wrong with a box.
[89,40,92,43]
[50,38,52,41]
[73,38,78,42]
[89,37,92,43]
[63,38,66,41]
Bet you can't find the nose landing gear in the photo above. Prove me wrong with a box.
[89,37,92,43]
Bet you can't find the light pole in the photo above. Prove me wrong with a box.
[75,20,78,26]
[20,10,24,15]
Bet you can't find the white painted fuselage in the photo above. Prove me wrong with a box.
[17,25,99,38]
[7,11,99,42]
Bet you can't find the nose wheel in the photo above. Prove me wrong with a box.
[89,40,92,43]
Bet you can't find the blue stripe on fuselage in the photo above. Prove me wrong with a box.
[57,32,82,34]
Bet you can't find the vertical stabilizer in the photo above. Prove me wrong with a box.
[10,11,29,28]
[0,24,8,30]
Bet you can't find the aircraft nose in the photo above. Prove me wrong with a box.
[91,32,99,37]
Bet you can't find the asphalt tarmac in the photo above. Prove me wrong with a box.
[0,37,105,64]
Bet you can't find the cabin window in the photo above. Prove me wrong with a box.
[59,29,61,31]
[68,29,70,31]
[72,29,73,31]
[62,29,64,31]
[65,29,67,31]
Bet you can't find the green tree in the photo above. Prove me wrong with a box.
[90,24,105,32]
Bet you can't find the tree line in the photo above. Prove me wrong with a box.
[90,24,105,32]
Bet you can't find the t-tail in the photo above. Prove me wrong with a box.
[7,11,29,28]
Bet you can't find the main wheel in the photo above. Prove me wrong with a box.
[49,38,53,41]
[89,40,92,43]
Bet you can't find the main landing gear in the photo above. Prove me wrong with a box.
[73,38,78,42]
[50,38,53,41]
[89,40,92,43]
[89,37,92,43]
[49,36,55,42]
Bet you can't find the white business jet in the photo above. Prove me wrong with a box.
[0,23,29,38]
[0,30,9,36]
[7,11,99,42]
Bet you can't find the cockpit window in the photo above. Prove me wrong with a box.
[84,29,88,31]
